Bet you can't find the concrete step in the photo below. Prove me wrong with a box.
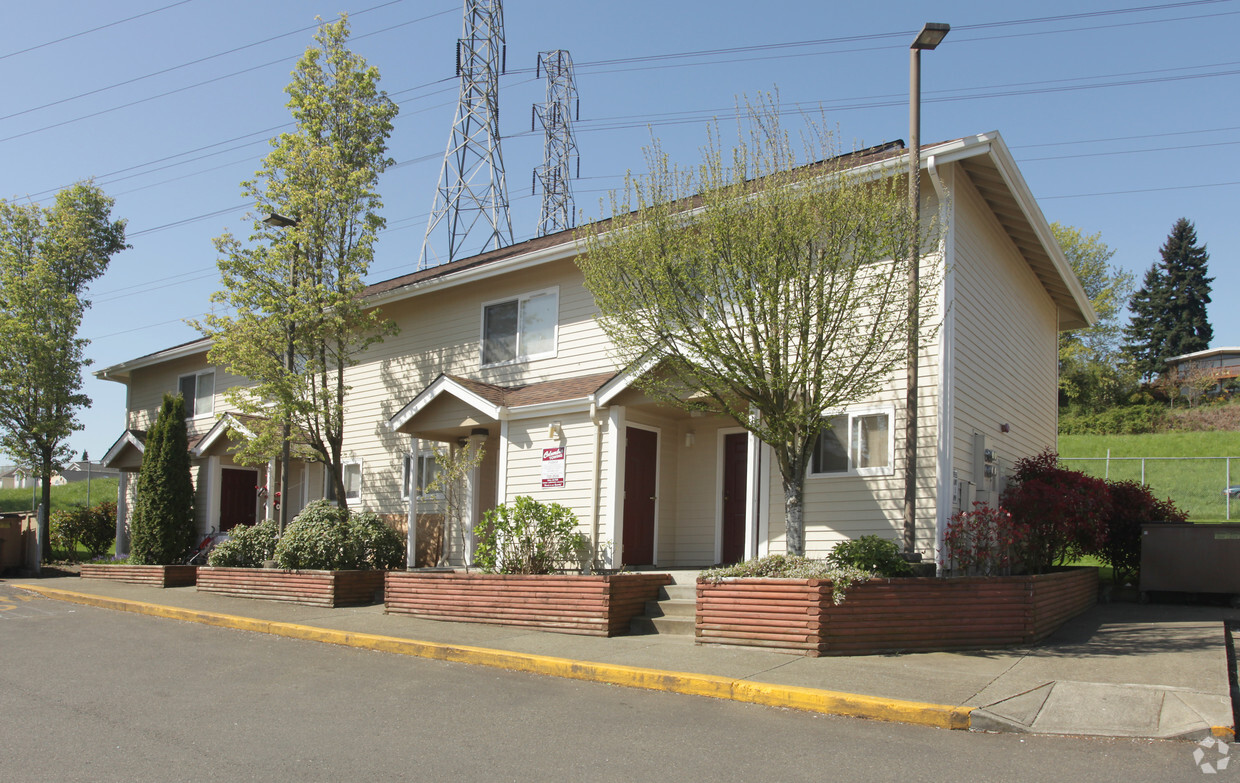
[644,597,695,618]
[630,614,695,636]
[659,583,696,602]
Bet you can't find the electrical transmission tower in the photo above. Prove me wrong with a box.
[532,50,579,236]
[420,0,512,269]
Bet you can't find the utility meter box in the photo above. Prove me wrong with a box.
[1140,523,1240,597]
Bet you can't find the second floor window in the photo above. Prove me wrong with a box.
[481,288,557,366]
[178,370,214,418]
[810,409,893,477]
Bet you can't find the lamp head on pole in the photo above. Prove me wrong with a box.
[911,22,950,50]
[262,212,299,228]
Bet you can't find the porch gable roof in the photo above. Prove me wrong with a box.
[190,413,266,458]
[101,429,146,469]
[387,372,618,434]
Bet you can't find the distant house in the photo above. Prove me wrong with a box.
[1164,347,1240,392]
[96,130,1093,568]
[0,466,36,490]
[55,460,122,485]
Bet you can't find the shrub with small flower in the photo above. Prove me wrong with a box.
[945,503,1022,576]
[700,554,870,605]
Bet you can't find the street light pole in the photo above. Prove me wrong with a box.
[904,22,949,555]
[263,212,299,535]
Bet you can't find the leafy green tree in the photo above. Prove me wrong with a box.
[1050,223,1135,410]
[129,394,196,565]
[1122,218,1212,381]
[579,98,929,557]
[199,15,398,507]
[0,182,127,559]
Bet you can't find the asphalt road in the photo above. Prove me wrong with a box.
[0,583,1225,782]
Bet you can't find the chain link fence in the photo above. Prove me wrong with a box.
[1059,455,1239,521]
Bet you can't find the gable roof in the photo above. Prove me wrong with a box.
[96,130,1093,381]
[388,372,617,433]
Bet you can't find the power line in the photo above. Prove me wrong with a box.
[0,1,197,61]
[1041,180,1240,199]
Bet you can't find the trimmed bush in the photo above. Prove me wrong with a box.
[1001,450,1111,574]
[1099,481,1188,585]
[50,500,116,560]
[473,496,588,575]
[700,554,870,605]
[826,535,911,577]
[271,500,405,571]
[207,520,277,568]
[129,393,196,565]
[945,503,1022,576]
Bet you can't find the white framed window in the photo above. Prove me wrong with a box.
[401,450,444,501]
[480,287,558,367]
[326,460,363,503]
[810,408,893,477]
[177,370,215,419]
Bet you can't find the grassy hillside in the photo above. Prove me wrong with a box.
[1059,431,1240,521]
[0,478,119,514]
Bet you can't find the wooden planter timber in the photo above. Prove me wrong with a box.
[196,567,386,608]
[696,567,1098,657]
[384,571,672,637]
[79,564,198,588]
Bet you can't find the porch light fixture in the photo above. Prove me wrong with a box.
[548,421,562,440]
[904,22,949,555]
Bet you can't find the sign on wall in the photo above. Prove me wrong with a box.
[541,447,565,488]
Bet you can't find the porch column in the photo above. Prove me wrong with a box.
[265,458,277,522]
[406,435,419,569]
[465,428,488,565]
[114,472,130,556]
[745,428,762,561]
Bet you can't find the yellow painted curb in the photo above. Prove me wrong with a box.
[20,584,972,731]
[1213,726,1236,740]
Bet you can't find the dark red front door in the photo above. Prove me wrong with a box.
[722,432,748,564]
[623,427,658,565]
[219,468,258,532]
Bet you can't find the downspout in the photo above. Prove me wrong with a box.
[589,400,603,571]
[927,154,953,575]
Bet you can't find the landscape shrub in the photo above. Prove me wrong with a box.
[207,519,277,568]
[944,503,1022,576]
[1001,450,1111,573]
[50,500,116,560]
[826,535,911,577]
[1098,480,1188,585]
[129,393,196,565]
[700,554,870,605]
[270,500,405,570]
[348,511,406,570]
[1058,405,1165,436]
[473,495,588,575]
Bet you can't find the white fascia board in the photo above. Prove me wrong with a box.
[94,338,213,383]
[190,414,256,458]
[367,239,583,309]
[101,430,145,468]
[596,352,663,407]
[506,397,595,420]
[982,134,1097,327]
[1166,347,1240,363]
[387,375,506,433]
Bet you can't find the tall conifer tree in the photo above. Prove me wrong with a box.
[1122,218,1212,381]
[129,393,196,565]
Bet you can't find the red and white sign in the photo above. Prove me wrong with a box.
[541,447,565,488]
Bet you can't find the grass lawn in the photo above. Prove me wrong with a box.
[1059,431,1240,522]
[0,478,120,515]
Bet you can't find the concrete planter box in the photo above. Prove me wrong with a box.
[196,566,386,608]
[696,567,1098,657]
[79,563,198,588]
[385,571,673,637]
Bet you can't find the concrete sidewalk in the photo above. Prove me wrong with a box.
[8,574,1237,740]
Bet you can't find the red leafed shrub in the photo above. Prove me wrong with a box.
[945,503,1023,576]
[1001,450,1111,574]
[1099,480,1188,585]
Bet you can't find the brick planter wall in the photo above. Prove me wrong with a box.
[385,572,672,636]
[697,567,1098,657]
[79,564,198,588]
[196,567,386,608]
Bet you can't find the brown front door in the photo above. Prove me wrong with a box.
[622,427,658,566]
[219,468,258,532]
[721,432,748,564]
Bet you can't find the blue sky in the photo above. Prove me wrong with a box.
[3,0,1238,464]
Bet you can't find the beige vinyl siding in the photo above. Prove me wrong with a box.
[503,413,601,533]
[950,168,1058,498]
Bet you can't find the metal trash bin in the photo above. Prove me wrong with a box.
[0,513,24,573]
[1140,523,1240,601]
